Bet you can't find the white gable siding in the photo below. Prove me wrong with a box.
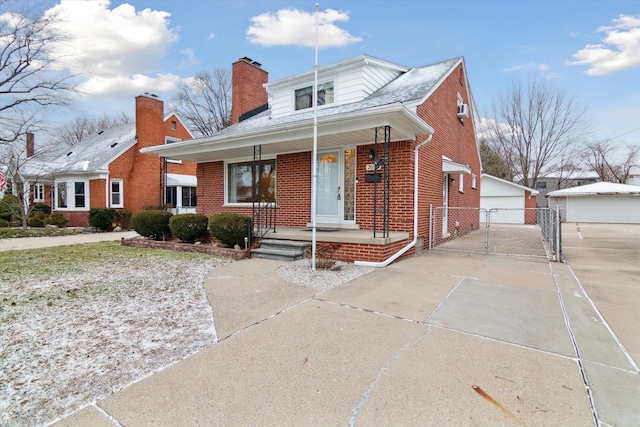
[268,61,402,119]
[563,196,640,223]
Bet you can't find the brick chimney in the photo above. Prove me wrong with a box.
[26,132,34,157]
[231,57,268,125]
[135,93,164,149]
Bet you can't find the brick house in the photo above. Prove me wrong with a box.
[143,55,482,264]
[9,95,196,227]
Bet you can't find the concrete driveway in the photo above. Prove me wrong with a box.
[53,224,638,426]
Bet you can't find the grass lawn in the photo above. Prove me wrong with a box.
[0,241,228,426]
[0,227,82,239]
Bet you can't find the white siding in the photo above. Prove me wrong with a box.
[480,175,526,223]
[269,60,402,118]
[565,196,640,223]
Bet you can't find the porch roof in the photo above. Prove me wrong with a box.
[141,103,434,163]
[442,157,472,174]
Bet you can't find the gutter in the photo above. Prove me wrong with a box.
[354,133,433,268]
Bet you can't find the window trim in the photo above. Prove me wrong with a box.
[471,174,477,189]
[294,80,335,112]
[458,173,464,193]
[33,183,44,202]
[224,156,277,206]
[55,179,90,211]
[110,179,123,208]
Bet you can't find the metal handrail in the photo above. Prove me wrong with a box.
[251,201,276,245]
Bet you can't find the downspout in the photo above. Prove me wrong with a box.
[355,133,433,268]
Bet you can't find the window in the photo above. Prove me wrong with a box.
[55,180,88,210]
[57,183,67,208]
[227,159,276,204]
[171,120,177,130]
[165,186,177,207]
[111,179,123,207]
[458,174,464,193]
[295,82,334,110]
[182,186,197,207]
[33,184,44,202]
[471,174,477,189]
[74,182,85,208]
[535,181,547,189]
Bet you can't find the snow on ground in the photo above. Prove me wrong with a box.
[0,252,228,427]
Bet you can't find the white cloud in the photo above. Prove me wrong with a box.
[42,0,180,95]
[207,32,216,39]
[247,8,362,48]
[179,48,200,69]
[567,14,640,75]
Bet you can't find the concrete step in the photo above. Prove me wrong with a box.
[250,239,310,261]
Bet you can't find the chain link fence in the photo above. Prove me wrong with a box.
[429,207,562,261]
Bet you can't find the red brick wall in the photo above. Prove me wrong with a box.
[90,179,106,208]
[231,58,268,125]
[63,211,89,227]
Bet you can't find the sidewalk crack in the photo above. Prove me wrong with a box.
[349,325,433,427]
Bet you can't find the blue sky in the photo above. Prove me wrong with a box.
[18,1,640,148]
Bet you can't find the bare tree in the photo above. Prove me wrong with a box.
[0,0,76,144]
[485,76,591,188]
[171,68,232,137]
[54,112,132,146]
[585,141,639,183]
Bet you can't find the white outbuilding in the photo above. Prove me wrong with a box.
[547,181,640,223]
[480,174,539,224]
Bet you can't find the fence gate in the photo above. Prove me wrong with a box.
[429,207,562,261]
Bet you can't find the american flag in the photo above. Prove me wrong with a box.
[0,169,6,192]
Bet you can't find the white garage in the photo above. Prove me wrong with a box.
[547,182,640,223]
[480,174,538,224]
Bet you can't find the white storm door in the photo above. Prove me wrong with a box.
[443,174,449,235]
[316,151,341,223]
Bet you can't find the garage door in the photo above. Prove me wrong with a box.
[480,196,523,223]
[566,196,640,223]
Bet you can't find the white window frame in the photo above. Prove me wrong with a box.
[224,156,276,206]
[54,179,90,211]
[110,179,123,208]
[33,183,44,202]
[458,173,464,193]
[471,174,477,189]
[294,80,334,112]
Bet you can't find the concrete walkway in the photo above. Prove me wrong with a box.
[51,225,640,426]
[0,231,138,251]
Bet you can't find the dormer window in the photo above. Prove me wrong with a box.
[295,82,334,110]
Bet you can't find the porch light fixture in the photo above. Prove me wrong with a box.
[368,149,376,159]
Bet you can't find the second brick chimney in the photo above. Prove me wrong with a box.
[26,132,34,157]
[231,57,268,125]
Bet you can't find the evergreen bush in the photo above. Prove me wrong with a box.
[45,213,69,228]
[208,213,251,248]
[27,211,48,227]
[32,203,51,214]
[169,213,208,243]
[115,209,132,230]
[0,194,21,222]
[88,208,117,232]
[0,218,9,228]
[132,210,172,240]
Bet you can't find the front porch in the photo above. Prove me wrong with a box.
[258,227,414,263]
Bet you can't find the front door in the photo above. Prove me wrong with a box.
[316,149,356,225]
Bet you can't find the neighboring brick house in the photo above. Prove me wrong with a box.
[143,55,482,264]
[11,95,196,227]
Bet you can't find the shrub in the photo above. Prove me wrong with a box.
[0,218,8,228]
[32,203,51,214]
[115,209,132,230]
[169,213,208,243]
[88,208,117,232]
[46,213,69,228]
[0,194,21,222]
[208,213,251,248]
[132,210,172,240]
[27,211,48,227]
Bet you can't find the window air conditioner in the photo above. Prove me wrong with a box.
[457,103,469,119]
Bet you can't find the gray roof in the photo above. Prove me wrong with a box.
[547,181,640,196]
[192,57,462,142]
[29,123,137,176]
